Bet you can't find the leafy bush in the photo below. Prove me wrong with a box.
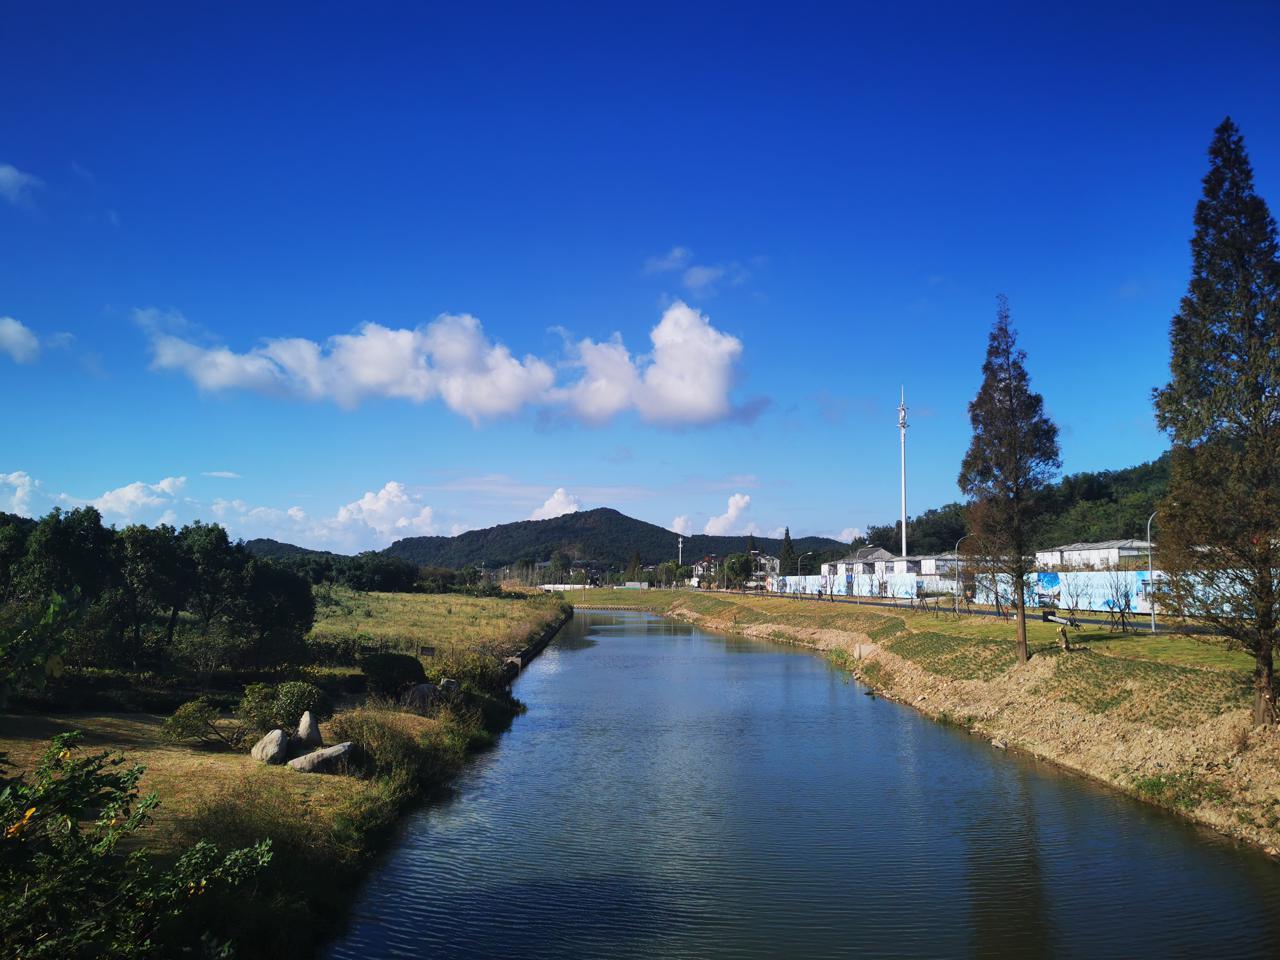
[0,732,270,959]
[359,652,425,697]
[237,681,330,732]
[162,698,243,748]
[425,648,508,697]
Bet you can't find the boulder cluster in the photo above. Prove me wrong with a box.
[249,711,353,774]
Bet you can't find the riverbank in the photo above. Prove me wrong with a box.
[0,592,572,959]
[574,589,1280,855]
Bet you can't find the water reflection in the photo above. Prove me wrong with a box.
[327,610,1280,959]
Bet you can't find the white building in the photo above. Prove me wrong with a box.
[822,546,894,578]
[1035,539,1152,570]
[750,551,780,577]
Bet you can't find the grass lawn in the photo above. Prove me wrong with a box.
[572,587,1253,674]
[310,587,565,658]
[0,712,381,849]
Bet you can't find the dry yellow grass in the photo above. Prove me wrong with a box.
[310,587,565,658]
[0,712,378,849]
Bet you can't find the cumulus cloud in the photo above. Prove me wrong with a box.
[0,317,40,363]
[704,493,751,536]
[671,515,692,536]
[145,302,748,427]
[0,164,41,207]
[1,471,38,516]
[202,470,242,479]
[81,476,187,519]
[145,311,555,423]
[836,526,863,542]
[529,488,581,521]
[212,481,437,551]
[565,301,742,424]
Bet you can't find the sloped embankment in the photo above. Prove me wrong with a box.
[659,594,1280,855]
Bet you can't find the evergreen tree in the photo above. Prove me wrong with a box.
[959,296,1061,663]
[778,527,797,576]
[747,533,757,553]
[624,550,642,582]
[1153,118,1280,724]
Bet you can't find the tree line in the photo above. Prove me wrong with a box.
[0,507,316,687]
[951,117,1280,721]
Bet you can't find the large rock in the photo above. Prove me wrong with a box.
[286,742,354,774]
[250,729,289,765]
[402,682,440,712]
[296,711,323,748]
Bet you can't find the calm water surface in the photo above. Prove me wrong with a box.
[327,611,1280,958]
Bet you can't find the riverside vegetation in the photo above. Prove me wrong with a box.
[574,589,1280,852]
[0,508,570,960]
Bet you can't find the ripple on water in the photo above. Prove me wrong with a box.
[328,612,1280,960]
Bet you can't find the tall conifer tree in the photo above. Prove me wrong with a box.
[779,527,797,576]
[959,297,1060,663]
[1154,118,1280,724]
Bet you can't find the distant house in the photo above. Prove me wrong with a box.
[692,555,719,579]
[822,546,894,578]
[750,550,780,577]
[1035,539,1152,570]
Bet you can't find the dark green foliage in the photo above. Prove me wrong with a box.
[724,553,752,587]
[0,732,271,958]
[779,527,797,575]
[244,541,425,592]
[238,681,331,732]
[359,652,426,697]
[0,509,315,676]
[1152,117,1280,724]
[380,507,843,569]
[162,698,244,748]
[959,296,1061,661]
[0,594,76,707]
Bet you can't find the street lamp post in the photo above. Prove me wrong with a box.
[1147,511,1157,633]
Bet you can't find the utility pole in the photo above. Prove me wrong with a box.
[898,386,909,557]
[678,536,683,567]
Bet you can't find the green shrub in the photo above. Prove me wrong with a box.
[328,708,425,783]
[425,648,507,697]
[237,681,331,732]
[0,732,270,959]
[162,697,244,748]
[359,652,425,696]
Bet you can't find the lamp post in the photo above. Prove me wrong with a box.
[1147,511,1157,633]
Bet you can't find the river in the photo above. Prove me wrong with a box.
[326,610,1280,958]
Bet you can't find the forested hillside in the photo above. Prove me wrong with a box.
[862,453,1170,555]
[383,507,845,569]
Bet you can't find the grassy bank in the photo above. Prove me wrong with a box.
[576,588,1280,853]
[0,589,572,959]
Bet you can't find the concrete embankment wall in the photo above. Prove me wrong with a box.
[501,605,573,683]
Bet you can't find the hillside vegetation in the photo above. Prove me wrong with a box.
[382,507,844,568]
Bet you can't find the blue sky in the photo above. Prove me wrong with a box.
[3,2,1279,551]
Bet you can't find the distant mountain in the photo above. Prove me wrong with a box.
[383,507,846,569]
[243,538,337,560]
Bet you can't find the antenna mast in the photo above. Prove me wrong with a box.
[898,386,908,557]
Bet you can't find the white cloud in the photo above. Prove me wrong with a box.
[704,493,751,536]
[82,476,187,519]
[202,471,242,479]
[0,164,41,207]
[644,246,692,273]
[529,488,581,521]
[0,317,40,363]
[334,482,435,539]
[145,311,554,423]
[836,526,863,542]
[671,515,692,536]
[566,301,742,424]
[210,480,437,551]
[146,302,747,427]
[644,246,750,297]
[1,471,37,516]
